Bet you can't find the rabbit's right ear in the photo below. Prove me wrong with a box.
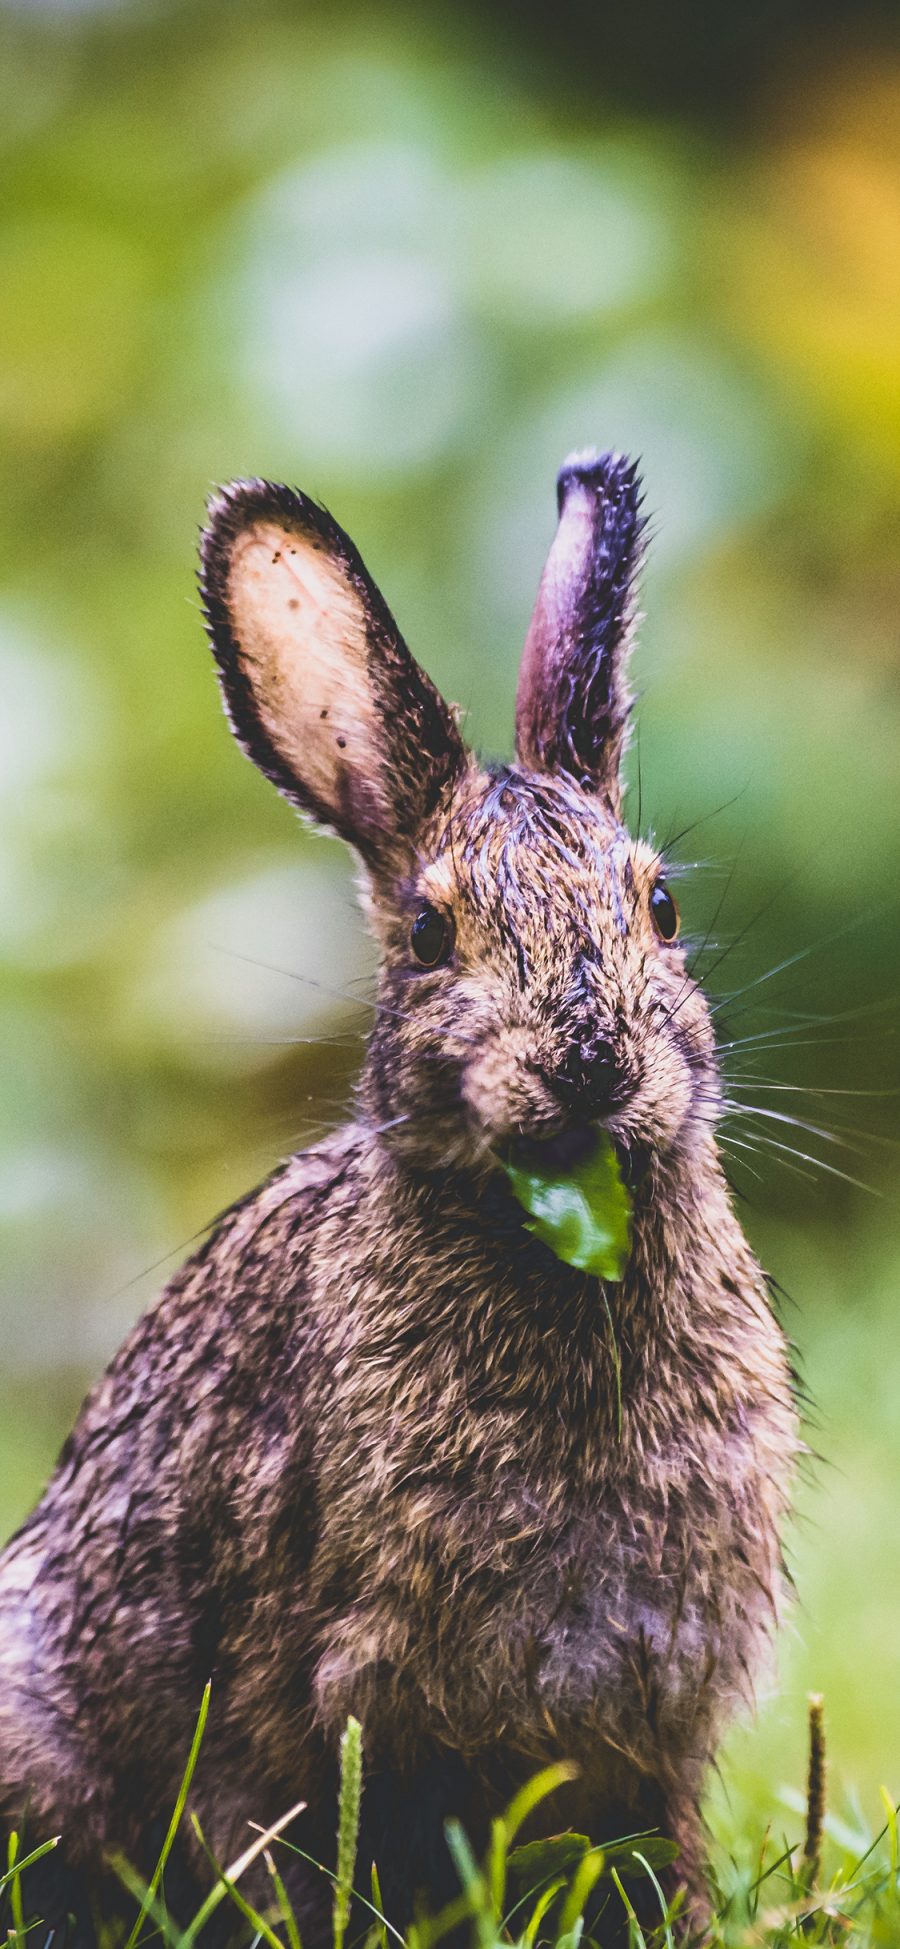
[514,451,645,813]
[200,481,467,875]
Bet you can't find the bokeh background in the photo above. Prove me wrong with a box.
[1,0,898,1863]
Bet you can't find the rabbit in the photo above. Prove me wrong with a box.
[0,452,797,1946]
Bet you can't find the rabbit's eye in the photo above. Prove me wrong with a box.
[650,880,679,943]
[411,904,453,968]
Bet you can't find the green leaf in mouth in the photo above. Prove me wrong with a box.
[500,1129,633,1281]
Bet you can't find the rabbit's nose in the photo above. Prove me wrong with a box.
[554,1038,627,1116]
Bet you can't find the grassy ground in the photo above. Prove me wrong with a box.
[4,1709,899,1949]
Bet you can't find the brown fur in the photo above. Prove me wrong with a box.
[0,453,797,1944]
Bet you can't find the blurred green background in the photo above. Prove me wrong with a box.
[1,0,898,1859]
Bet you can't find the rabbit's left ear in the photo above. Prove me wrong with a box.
[514,451,645,812]
[200,480,467,877]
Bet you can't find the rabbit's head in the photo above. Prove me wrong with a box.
[201,455,718,1183]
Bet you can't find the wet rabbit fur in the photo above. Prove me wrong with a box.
[0,454,797,1942]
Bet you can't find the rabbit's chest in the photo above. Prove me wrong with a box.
[313,1464,728,1761]
[452,1501,715,1740]
[310,1324,778,1762]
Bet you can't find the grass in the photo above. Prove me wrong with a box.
[4,1701,900,1949]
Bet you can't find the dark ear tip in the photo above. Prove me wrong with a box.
[199,478,344,611]
[204,476,267,526]
[556,449,643,516]
[201,478,317,553]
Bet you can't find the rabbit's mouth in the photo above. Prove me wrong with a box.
[513,1125,596,1173]
[511,1125,651,1190]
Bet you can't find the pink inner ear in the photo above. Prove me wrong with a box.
[224,517,385,830]
[514,453,644,795]
[202,479,470,868]
[515,482,598,773]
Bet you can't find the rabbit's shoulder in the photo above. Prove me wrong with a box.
[0,1125,375,1790]
[22,1126,368,1536]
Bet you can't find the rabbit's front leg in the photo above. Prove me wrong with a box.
[648,1795,711,1945]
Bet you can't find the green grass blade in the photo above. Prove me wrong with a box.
[519,1876,567,1947]
[414,1887,479,1949]
[206,1865,284,1949]
[558,1848,606,1939]
[178,1800,306,1948]
[502,1763,579,1849]
[443,1821,494,1949]
[610,1867,646,1949]
[443,1820,482,1900]
[191,1816,285,1949]
[111,1856,182,1949]
[265,1848,303,1949]
[487,1814,507,1921]
[0,1836,59,1899]
[369,1861,388,1949]
[630,1852,675,1949]
[261,1838,406,1948]
[333,1716,363,1949]
[880,1787,899,1888]
[122,1679,211,1949]
[7,1830,26,1942]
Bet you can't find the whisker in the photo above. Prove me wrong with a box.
[201,1033,364,1049]
[722,1130,828,1189]
[712,1138,763,1177]
[211,944,446,1033]
[695,816,874,1005]
[721,1128,830,1188]
[708,908,896,1020]
[668,830,750,1021]
[722,1100,872,1157]
[105,1223,229,1300]
[213,946,380,1012]
[735,1131,881,1196]
[658,784,751,855]
[726,1076,900,1101]
[365,1112,413,1139]
[727,1100,899,1155]
[716,1020,881,1056]
[717,1143,764,1184]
